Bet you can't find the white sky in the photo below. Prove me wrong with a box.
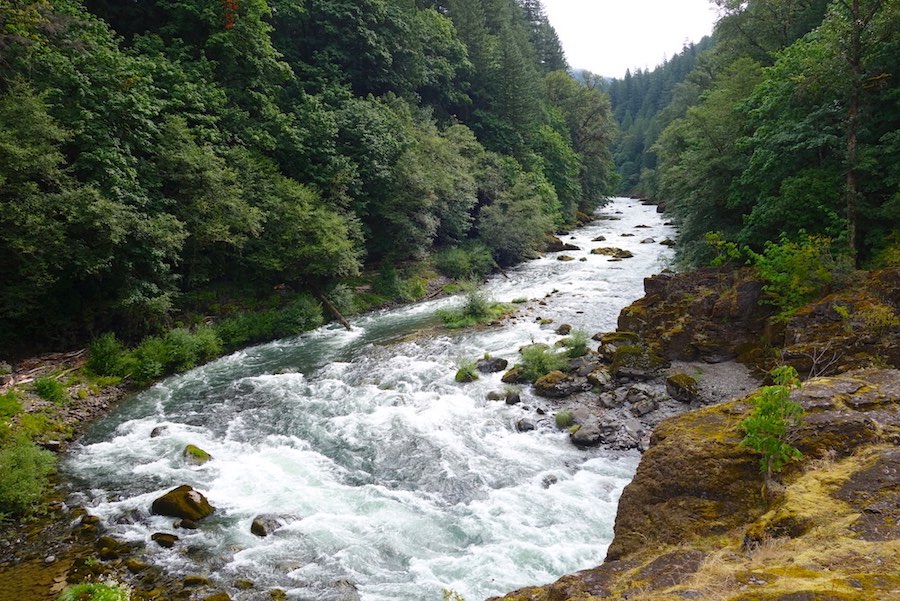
[541,0,719,78]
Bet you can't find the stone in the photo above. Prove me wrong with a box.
[183,444,212,466]
[570,422,603,447]
[592,235,607,242]
[150,425,168,438]
[502,366,527,384]
[151,485,214,521]
[557,255,575,262]
[534,371,591,398]
[251,514,286,537]
[591,247,634,259]
[486,390,505,401]
[476,357,509,373]
[151,532,179,548]
[174,518,198,529]
[334,580,361,601]
[203,594,231,601]
[183,576,210,587]
[125,558,148,573]
[659,239,676,247]
[516,419,535,432]
[640,238,655,244]
[631,398,659,417]
[505,390,521,405]
[666,373,699,403]
[587,367,612,389]
[546,235,580,252]
[556,324,572,335]
[542,475,558,488]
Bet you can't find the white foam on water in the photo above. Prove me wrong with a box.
[65,199,673,601]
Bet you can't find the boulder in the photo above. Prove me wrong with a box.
[150,425,168,438]
[151,532,179,548]
[505,390,521,405]
[516,419,536,432]
[534,371,591,398]
[592,235,607,242]
[591,247,634,259]
[546,235,580,252]
[630,398,658,417]
[557,255,575,262]
[666,374,699,403]
[486,390,506,401]
[502,366,527,384]
[555,324,572,335]
[659,239,676,247]
[251,514,286,537]
[183,444,212,466]
[151,485,214,522]
[476,357,509,373]
[640,238,655,244]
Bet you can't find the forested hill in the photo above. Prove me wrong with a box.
[606,37,714,194]
[0,0,618,355]
[611,0,898,268]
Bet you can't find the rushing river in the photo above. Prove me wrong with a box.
[64,198,675,601]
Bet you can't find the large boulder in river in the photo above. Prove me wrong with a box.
[546,235,580,252]
[591,247,634,259]
[533,371,591,398]
[476,357,509,373]
[183,444,212,466]
[251,514,286,537]
[151,485,214,521]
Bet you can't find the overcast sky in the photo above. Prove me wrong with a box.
[541,0,720,78]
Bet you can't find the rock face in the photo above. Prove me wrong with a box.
[151,485,214,522]
[489,369,900,601]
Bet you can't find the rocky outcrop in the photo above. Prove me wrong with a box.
[150,485,214,522]
[490,369,900,601]
[546,235,579,252]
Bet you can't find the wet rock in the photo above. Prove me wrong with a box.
[150,425,168,438]
[556,324,572,335]
[334,579,361,601]
[599,388,628,409]
[125,558,149,573]
[666,373,699,403]
[587,367,612,389]
[455,367,478,383]
[476,357,509,373]
[660,239,676,247]
[183,575,210,587]
[203,594,232,601]
[591,247,634,259]
[183,444,212,466]
[235,580,254,590]
[620,233,635,237]
[251,514,286,537]
[557,255,575,262]
[542,475,558,488]
[592,235,607,242]
[640,238,656,244]
[151,533,179,548]
[546,235,580,252]
[502,366,527,384]
[151,485,214,522]
[174,518,198,529]
[516,419,535,432]
[505,390,521,405]
[486,390,506,401]
[534,371,591,398]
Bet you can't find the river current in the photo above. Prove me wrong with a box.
[64,198,675,601]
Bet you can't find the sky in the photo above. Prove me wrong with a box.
[541,0,720,78]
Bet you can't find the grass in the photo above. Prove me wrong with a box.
[454,358,479,383]
[437,285,512,329]
[518,345,569,381]
[33,376,67,404]
[57,583,130,601]
[559,329,590,358]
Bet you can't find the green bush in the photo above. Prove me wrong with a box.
[437,285,511,329]
[560,329,590,358]
[0,434,56,518]
[454,358,479,383]
[749,234,850,321]
[434,243,495,279]
[86,333,127,377]
[215,311,277,350]
[57,583,130,601]
[0,391,22,418]
[33,377,67,404]
[555,410,574,428]
[739,366,804,480]
[519,345,569,382]
[272,295,324,338]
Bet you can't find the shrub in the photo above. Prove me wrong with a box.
[555,410,574,428]
[215,311,277,350]
[0,434,55,518]
[86,333,127,377]
[57,583,130,601]
[33,377,67,404]
[749,234,850,321]
[434,243,495,279]
[519,345,569,382]
[739,366,803,481]
[560,329,589,358]
[858,302,900,334]
[327,283,357,315]
[437,284,511,329]
[0,391,22,418]
[454,358,479,383]
[272,295,324,337]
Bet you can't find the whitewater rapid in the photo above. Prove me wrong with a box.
[65,198,675,601]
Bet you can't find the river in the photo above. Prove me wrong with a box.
[64,197,675,601]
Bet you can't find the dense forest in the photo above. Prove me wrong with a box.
[607,0,898,267]
[0,0,618,355]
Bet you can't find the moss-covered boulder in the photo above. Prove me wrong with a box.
[533,371,590,398]
[665,373,699,403]
[151,485,214,521]
[183,444,212,466]
[591,247,634,259]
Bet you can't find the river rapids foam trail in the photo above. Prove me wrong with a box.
[65,198,675,601]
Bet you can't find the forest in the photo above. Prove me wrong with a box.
[0,0,617,356]
[607,0,898,268]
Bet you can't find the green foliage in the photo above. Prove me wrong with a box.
[560,329,589,358]
[454,358,479,383]
[33,377,67,404]
[0,434,56,518]
[705,231,746,267]
[518,345,569,382]
[442,590,466,601]
[554,410,574,428]
[437,284,511,329]
[87,333,128,377]
[0,391,22,419]
[57,583,130,601]
[858,303,900,334]
[749,234,848,320]
[434,243,495,279]
[739,366,804,478]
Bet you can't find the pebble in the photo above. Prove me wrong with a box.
[44,555,55,564]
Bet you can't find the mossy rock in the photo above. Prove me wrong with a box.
[454,368,478,383]
[183,444,212,466]
[183,575,209,587]
[203,593,231,601]
[598,331,641,345]
[151,485,214,521]
[591,247,634,259]
[665,373,699,403]
[502,366,527,384]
